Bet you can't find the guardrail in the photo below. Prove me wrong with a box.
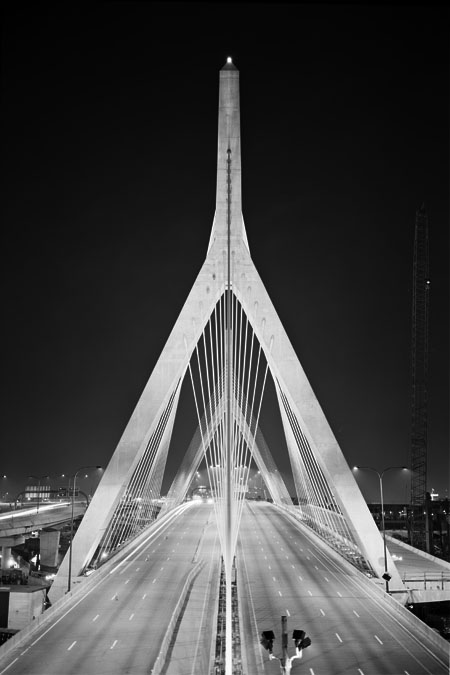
[401,571,450,591]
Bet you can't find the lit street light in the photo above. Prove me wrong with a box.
[67,465,102,593]
[353,465,407,592]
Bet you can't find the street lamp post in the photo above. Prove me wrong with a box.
[27,474,50,514]
[353,465,407,592]
[67,465,101,593]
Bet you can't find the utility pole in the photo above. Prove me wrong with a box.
[410,204,430,551]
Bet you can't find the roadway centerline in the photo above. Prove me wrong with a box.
[110,640,117,650]
[336,633,342,642]
[92,614,99,622]
[67,641,77,651]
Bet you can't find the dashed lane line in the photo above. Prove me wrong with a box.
[110,640,118,650]
[129,614,134,621]
[92,615,99,622]
[336,633,342,643]
[374,635,383,645]
[0,658,19,674]
[67,641,77,651]
[320,609,325,616]
[353,610,360,618]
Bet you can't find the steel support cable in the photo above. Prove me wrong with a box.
[235,356,271,550]
[201,313,223,503]
[280,386,362,554]
[208,303,223,476]
[291,410,349,544]
[97,387,178,559]
[278,387,325,534]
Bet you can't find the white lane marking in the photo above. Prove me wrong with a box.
[268,565,272,570]
[308,590,312,596]
[0,657,19,674]
[324,577,329,582]
[306,556,310,560]
[320,609,325,616]
[20,649,29,655]
[272,576,277,581]
[68,641,77,650]
[136,567,140,571]
[314,565,319,570]
[336,633,342,643]
[286,609,291,616]
[285,555,289,559]
[358,670,365,675]
[278,591,283,596]
[337,591,342,597]
[124,579,130,584]
[374,635,383,644]
[353,610,360,618]
[110,640,118,650]
[309,669,315,675]
[92,614,99,622]
[167,557,170,560]
[160,567,164,571]
[264,555,267,560]
[142,593,147,599]
[129,613,134,621]
[291,564,295,569]
[152,579,156,583]
[298,575,303,581]
[404,671,410,675]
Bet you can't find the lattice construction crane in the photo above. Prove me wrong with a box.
[410,204,430,550]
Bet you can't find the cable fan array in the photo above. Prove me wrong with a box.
[277,385,375,575]
[91,384,180,566]
[186,288,271,564]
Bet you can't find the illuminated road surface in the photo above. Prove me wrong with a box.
[238,501,449,675]
[0,503,220,675]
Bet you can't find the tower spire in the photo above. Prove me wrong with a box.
[207,58,249,254]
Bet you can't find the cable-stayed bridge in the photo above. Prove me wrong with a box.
[0,60,448,675]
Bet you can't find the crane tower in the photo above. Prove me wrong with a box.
[410,203,430,550]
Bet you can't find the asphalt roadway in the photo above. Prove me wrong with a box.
[237,501,449,675]
[0,502,220,675]
[0,500,449,675]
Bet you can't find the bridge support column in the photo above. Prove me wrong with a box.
[40,530,60,569]
[1,545,11,570]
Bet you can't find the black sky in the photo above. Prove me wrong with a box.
[1,2,448,504]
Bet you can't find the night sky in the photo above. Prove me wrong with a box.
[1,3,448,504]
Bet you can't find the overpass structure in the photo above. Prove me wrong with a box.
[0,503,86,573]
[1,61,448,673]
